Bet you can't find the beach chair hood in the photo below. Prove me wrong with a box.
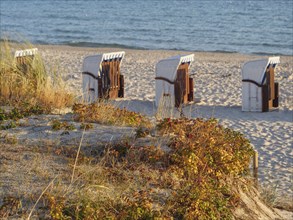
[14,48,38,58]
[241,57,280,85]
[156,54,194,82]
[82,51,125,78]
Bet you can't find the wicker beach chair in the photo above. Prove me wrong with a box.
[82,51,125,103]
[14,48,38,74]
[155,54,194,108]
[241,57,280,112]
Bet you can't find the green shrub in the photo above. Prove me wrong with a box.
[51,120,75,131]
[157,118,254,218]
[0,105,45,121]
[0,108,8,121]
[80,123,94,130]
[1,121,17,130]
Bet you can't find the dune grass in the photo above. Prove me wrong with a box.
[73,102,152,128]
[0,40,74,113]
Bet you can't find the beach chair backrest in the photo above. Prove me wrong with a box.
[82,51,125,103]
[155,54,194,108]
[241,57,280,112]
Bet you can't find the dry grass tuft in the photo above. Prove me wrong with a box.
[0,40,74,112]
[73,102,152,128]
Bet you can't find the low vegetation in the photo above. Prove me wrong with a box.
[0,105,44,122]
[73,102,152,128]
[51,119,75,131]
[34,118,254,219]
[80,123,94,130]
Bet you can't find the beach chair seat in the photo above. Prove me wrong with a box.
[82,51,125,103]
[241,57,280,112]
[155,54,194,108]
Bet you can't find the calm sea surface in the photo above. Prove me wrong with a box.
[1,0,292,55]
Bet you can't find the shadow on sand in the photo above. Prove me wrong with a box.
[112,99,292,123]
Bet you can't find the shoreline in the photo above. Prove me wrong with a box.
[50,42,291,57]
[4,40,293,57]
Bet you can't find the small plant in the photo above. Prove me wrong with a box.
[51,120,75,131]
[0,196,22,218]
[45,195,67,220]
[8,108,25,120]
[0,105,46,122]
[135,126,151,138]
[4,135,18,145]
[0,121,17,130]
[80,123,94,130]
[51,120,63,130]
[0,108,8,121]
[260,183,279,207]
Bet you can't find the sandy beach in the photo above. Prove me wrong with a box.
[36,44,293,198]
[1,44,292,219]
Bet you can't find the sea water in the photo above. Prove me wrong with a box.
[1,0,292,55]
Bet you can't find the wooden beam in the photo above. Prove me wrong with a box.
[253,150,259,187]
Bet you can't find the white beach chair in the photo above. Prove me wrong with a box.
[241,57,280,112]
[14,48,38,74]
[82,51,125,103]
[155,54,194,108]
